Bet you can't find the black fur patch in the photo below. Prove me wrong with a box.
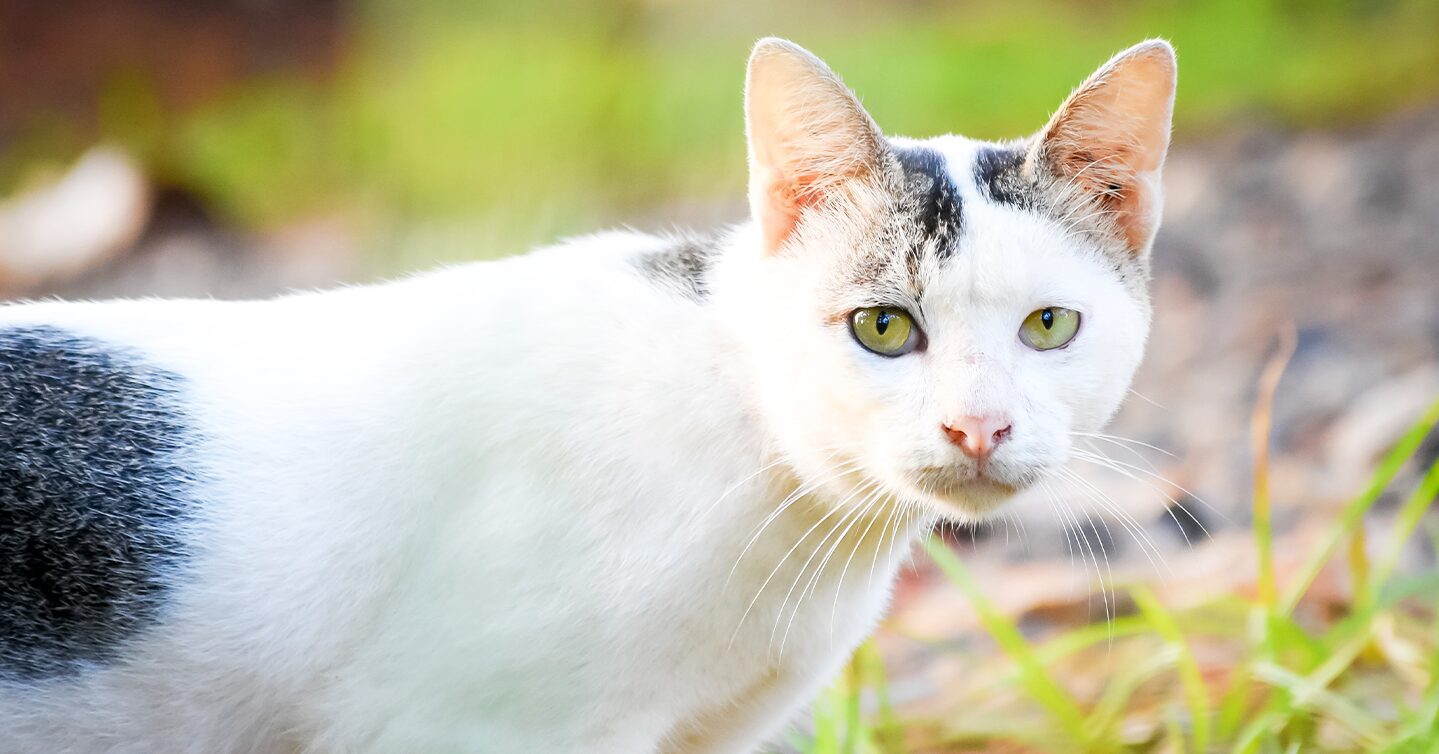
[893,146,963,260]
[0,326,195,682]
[973,145,1037,209]
[635,237,717,300]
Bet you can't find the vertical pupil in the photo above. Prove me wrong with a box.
[876,311,890,335]
[1041,309,1054,330]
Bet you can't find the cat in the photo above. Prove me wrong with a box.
[0,37,1175,753]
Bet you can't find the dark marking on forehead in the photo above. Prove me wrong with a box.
[634,236,717,301]
[892,145,963,260]
[0,326,196,682]
[973,145,1037,209]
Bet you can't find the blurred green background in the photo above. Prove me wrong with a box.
[4,0,1439,270]
[4,3,1439,751]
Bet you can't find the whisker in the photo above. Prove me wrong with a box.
[1056,466,1172,578]
[1040,479,1079,573]
[866,497,905,593]
[1070,431,1175,459]
[1073,439,1210,548]
[725,456,861,588]
[778,483,885,656]
[1002,509,1031,555]
[863,497,909,598]
[764,480,878,653]
[1072,448,1200,547]
[693,454,795,525]
[1128,388,1165,409]
[1042,478,1112,629]
[1060,465,1170,562]
[828,490,897,641]
[727,468,867,647]
[1071,448,1229,528]
[1048,478,1114,627]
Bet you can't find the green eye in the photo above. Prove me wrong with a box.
[1019,307,1081,351]
[850,307,919,356]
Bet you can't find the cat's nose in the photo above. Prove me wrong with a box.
[941,415,1013,461]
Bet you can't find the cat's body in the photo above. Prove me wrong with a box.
[0,40,1176,753]
[0,231,924,753]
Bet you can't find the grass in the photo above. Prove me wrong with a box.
[5,0,1439,267]
[792,364,1439,751]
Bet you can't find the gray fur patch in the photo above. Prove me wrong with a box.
[973,144,1037,209]
[973,143,1152,291]
[892,145,963,260]
[635,237,718,300]
[0,326,195,682]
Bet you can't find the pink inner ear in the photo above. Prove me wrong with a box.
[1037,44,1174,253]
[758,177,800,253]
[756,164,857,253]
[1110,178,1154,252]
[1048,143,1154,251]
[745,42,886,254]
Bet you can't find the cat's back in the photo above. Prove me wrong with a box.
[0,229,733,751]
[0,277,449,751]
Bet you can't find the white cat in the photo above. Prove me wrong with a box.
[0,38,1175,753]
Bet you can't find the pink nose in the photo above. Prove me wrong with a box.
[941,415,1013,461]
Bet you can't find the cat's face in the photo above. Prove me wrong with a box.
[728,39,1175,520]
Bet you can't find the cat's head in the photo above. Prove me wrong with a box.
[719,38,1175,521]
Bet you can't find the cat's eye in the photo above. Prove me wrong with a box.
[850,307,921,357]
[1019,307,1081,351]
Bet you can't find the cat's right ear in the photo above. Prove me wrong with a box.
[745,38,887,254]
[1031,40,1177,255]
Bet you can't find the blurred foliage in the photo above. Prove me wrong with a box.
[4,0,1439,263]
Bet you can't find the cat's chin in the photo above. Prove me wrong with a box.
[921,479,1021,520]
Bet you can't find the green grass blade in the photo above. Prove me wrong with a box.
[1230,707,1285,754]
[1217,657,1257,742]
[1133,586,1212,754]
[855,640,904,754]
[842,649,863,754]
[1377,684,1439,753]
[923,536,1097,748]
[1370,454,1439,599]
[1252,662,1387,747]
[1350,524,1373,612]
[1088,645,1180,742]
[1030,616,1150,665]
[1279,399,1439,615]
[1274,626,1374,721]
[1165,704,1189,754]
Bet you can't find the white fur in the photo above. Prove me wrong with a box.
[0,236,923,753]
[0,40,1171,754]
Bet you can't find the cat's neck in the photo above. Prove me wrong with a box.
[705,457,930,659]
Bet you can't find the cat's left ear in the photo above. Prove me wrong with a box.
[745,38,888,254]
[1034,40,1177,255]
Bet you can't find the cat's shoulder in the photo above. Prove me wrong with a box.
[514,228,726,303]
